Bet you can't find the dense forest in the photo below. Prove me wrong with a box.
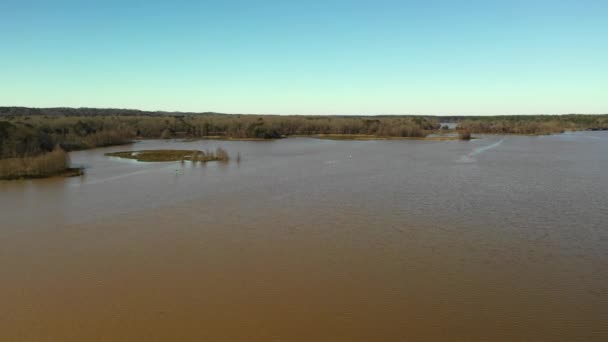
[454,115,608,135]
[1,107,607,179]
[0,107,441,158]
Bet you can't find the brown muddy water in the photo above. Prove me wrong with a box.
[1,133,607,341]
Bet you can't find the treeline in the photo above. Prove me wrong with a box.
[0,117,133,158]
[456,115,608,135]
[2,108,607,161]
[0,110,441,159]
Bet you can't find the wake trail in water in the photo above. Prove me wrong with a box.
[71,165,177,186]
[459,139,505,162]
[470,139,505,157]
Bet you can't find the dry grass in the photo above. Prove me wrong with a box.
[0,146,80,180]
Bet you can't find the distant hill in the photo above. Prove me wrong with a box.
[0,107,223,117]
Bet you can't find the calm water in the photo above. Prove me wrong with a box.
[1,133,607,341]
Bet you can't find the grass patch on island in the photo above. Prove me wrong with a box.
[105,148,229,162]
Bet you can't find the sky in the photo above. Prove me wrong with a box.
[1,0,607,115]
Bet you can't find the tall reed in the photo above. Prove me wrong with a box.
[0,146,70,179]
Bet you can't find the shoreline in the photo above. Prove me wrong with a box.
[0,167,83,181]
[3,130,604,180]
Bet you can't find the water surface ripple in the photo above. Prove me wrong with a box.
[1,133,607,341]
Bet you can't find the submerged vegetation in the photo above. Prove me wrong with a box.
[309,134,462,141]
[105,148,230,163]
[458,129,472,140]
[1,107,606,179]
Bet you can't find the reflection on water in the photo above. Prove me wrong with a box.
[1,133,607,341]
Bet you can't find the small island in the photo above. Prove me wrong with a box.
[105,148,230,162]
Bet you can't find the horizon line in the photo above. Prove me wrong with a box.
[1,106,607,117]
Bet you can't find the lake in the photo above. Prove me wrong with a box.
[1,132,607,341]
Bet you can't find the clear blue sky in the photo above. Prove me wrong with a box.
[1,0,606,115]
